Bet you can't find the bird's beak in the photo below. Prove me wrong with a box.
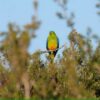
[49,32,52,35]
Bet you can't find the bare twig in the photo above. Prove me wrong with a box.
[33,0,38,19]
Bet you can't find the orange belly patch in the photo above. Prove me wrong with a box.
[49,46,56,50]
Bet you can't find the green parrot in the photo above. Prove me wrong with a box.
[46,31,59,61]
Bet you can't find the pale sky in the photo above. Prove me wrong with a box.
[0,0,100,55]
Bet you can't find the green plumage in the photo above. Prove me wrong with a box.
[46,31,59,61]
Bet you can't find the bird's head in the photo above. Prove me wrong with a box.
[49,31,56,37]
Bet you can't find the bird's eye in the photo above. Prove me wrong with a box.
[49,31,55,36]
[50,32,52,35]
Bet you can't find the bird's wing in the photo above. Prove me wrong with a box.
[46,37,49,50]
[57,37,59,49]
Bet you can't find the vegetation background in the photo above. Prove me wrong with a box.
[0,0,100,99]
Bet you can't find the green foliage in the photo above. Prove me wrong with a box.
[0,0,100,99]
[96,0,100,15]
[0,25,100,99]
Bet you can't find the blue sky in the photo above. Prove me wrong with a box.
[0,0,100,55]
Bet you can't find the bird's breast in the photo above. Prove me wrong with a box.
[49,46,56,50]
[48,41,57,50]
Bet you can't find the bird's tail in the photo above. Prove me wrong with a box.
[49,52,55,63]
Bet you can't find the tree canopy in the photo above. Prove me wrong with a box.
[0,0,100,99]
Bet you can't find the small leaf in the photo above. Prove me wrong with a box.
[96,3,100,8]
[97,11,100,15]
[63,0,67,5]
[56,12,65,19]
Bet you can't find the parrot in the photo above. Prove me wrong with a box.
[46,31,59,62]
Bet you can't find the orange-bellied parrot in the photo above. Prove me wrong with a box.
[46,31,59,61]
